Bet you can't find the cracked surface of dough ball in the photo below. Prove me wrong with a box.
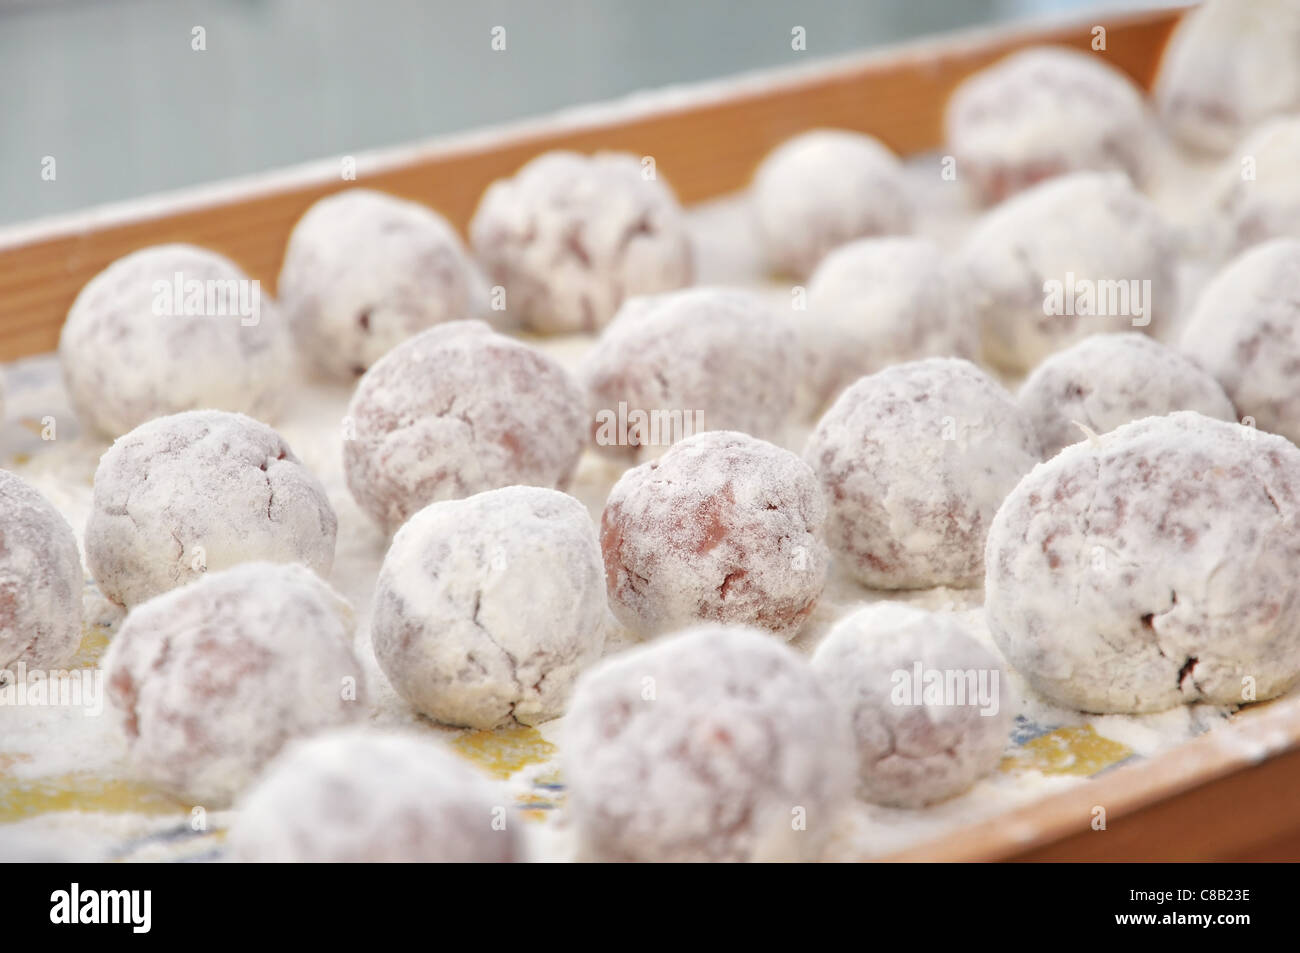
[278,189,484,380]
[581,287,798,459]
[0,470,83,672]
[371,486,606,729]
[1180,239,1300,444]
[986,412,1300,714]
[1019,333,1236,458]
[59,244,291,438]
[343,320,586,534]
[469,150,692,333]
[1208,117,1300,255]
[563,624,854,862]
[86,410,336,608]
[601,431,828,639]
[1155,0,1300,154]
[811,602,1011,807]
[805,358,1039,589]
[752,129,913,279]
[104,562,365,805]
[959,172,1179,372]
[801,237,978,416]
[230,728,522,862]
[944,46,1149,206]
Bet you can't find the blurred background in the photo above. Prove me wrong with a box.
[1,0,1179,226]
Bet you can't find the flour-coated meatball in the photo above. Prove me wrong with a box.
[104,563,365,805]
[278,189,484,379]
[804,358,1040,589]
[0,470,83,673]
[469,151,692,333]
[986,412,1300,713]
[60,244,291,438]
[371,486,606,729]
[752,129,913,279]
[86,411,336,608]
[229,729,522,863]
[945,46,1149,205]
[563,624,854,861]
[811,602,1011,807]
[343,320,586,533]
[601,431,828,639]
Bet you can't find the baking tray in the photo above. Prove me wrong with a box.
[3,3,1299,862]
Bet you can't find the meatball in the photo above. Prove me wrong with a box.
[804,358,1040,589]
[1019,333,1236,457]
[1179,239,1300,444]
[278,188,485,380]
[371,486,607,729]
[985,412,1300,713]
[958,172,1180,372]
[343,320,586,533]
[563,624,854,861]
[0,470,83,673]
[801,237,978,415]
[1208,116,1300,255]
[85,410,336,608]
[581,287,799,460]
[601,431,829,639]
[103,563,366,805]
[59,244,291,438]
[1155,0,1300,154]
[229,729,522,863]
[811,602,1011,807]
[751,129,913,278]
[944,46,1149,205]
[469,150,692,333]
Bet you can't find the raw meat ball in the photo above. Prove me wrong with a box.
[752,129,913,278]
[343,320,586,534]
[601,431,829,639]
[1019,333,1236,458]
[1208,117,1300,254]
[811,603,1011,807]
[86,410,336,608]
[986,412,1300,714]
[801,237,978,415]
[469,150,692,333]
[371,486,606,729]
[944,47,1150,206]
[563,624,854,862]
[103,562,366,805]
[959,172,1180,373]
[804,358,1040,589]
[0,470,83,673]
[581,287,798,460]
[229,729,522,863]
[59,244,291,438]
[1155,0,1300,154]
[278,189,485,380]
[1180,239,1300,444]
